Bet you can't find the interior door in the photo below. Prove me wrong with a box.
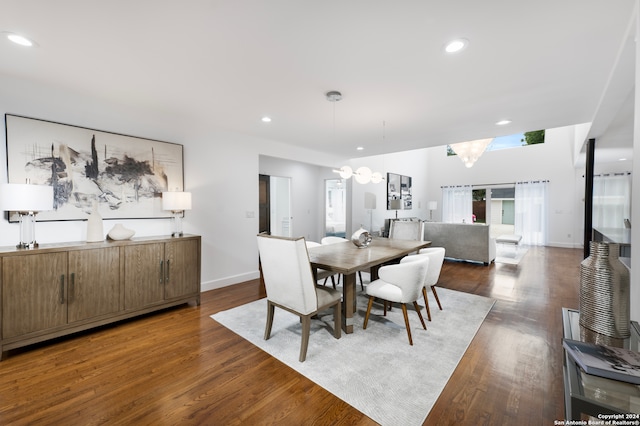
[270,176,292,237]
[259,174,270,234]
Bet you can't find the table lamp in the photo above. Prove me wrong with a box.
[162,191,192,237]
[0,183,54,248]
[428,201,437,221]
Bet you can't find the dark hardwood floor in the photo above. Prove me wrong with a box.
[0,246,582,425]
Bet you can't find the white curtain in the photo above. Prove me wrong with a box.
[515,180,548,246]
[442,185,472,223]
[592,173,631,229]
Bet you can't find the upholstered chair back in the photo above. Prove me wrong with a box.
[257,235,318,315]
[389,220,424,241]
[378,256,429,303]
[418,247,446,286]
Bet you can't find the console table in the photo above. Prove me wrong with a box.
[562,308,640,419]
[0,235,201,360]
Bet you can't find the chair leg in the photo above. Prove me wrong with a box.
[323,277,328,286]
[299,315,311,362]
[331,275,337,289]
[422,287,432,321]
[264,301,275,340]
[358,271,364,291]
[431,285,443,310]
[363,296,375,329]
[401,304,413,345]
[333,301,342,338]
[413,301,427,330]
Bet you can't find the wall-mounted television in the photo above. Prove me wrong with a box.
[387,172,412,210]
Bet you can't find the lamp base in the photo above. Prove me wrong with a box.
[170,211,184,237]
[16,241,38,249]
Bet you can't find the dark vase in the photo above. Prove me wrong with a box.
[579,241,630,347]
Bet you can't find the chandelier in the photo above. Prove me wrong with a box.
[449,138,494,168]
[327,90,383,184]
[333,166,384,184]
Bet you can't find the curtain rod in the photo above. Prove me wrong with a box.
[441,180,550,188]
[581,171,631,178]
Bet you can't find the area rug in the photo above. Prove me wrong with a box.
[211,288,495,426]
[495,244,529,265]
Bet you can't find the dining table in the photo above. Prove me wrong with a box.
[307,237,431,333]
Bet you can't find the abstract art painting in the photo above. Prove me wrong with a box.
[5,114,184,221]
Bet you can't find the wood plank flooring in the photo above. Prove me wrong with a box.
[0,246,582,425]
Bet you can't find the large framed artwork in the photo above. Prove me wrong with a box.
[387,172,412,210]
[5,114,184,221]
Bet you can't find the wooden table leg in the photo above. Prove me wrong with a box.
[342,272,356,334]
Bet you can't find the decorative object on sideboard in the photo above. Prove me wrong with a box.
[579,241,630,347]
[0,182,54,249]
[86,200,104,242]
[107,223,135,240]
[351,227,372,248]
[428,201,437,221]
[449,138,494,168]
[162,191,192,237]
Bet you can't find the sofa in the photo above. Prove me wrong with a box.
[422,222,496,265]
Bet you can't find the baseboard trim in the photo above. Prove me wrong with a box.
[201,270,260,292]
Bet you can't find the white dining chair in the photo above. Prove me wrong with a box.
[401,247,445,321]
[363,255,429,345]
[258,234,341,362]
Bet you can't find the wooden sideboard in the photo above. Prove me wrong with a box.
[0,234,201,359]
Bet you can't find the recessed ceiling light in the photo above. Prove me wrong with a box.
[619,158,627,161]
[444,38,468,54]
[261,116,272,123]
[356,146,364,151]
[496,119,512,126]
[4,32,36,47]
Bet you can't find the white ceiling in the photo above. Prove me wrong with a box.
[0,0,636,159]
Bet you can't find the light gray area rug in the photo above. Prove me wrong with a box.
[495,244,529,265]
[211,288,495,426]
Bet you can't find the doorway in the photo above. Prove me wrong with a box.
[258,174,292,237]
[473,185,516,238]
[324,178,346,238]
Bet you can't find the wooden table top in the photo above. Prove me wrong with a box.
[307,238,431,274]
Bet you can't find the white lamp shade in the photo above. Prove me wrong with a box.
[336,166,353,179]
[162,191,192,211]
[428,201,438,210]
[354,166,372,184]
[0,183,54,212]
[364,192,377,209]
[370,172,384,184]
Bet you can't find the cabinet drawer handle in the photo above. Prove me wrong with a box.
[166,260,170,284]
[160,260,164,284]
[69,273,75,302]
[59,275,65,304]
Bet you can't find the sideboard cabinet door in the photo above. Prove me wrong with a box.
[67,247,120,323]
[124,243,165,310]
[164,239,200,301]
[2,252,68,339]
